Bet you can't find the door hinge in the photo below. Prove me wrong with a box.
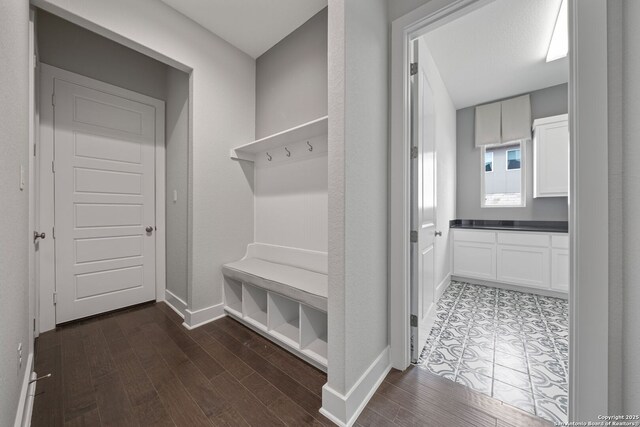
[33,143,36,157]
[410,230,418,243]
[53,292,57,305]
[410,62,418,76]
[51,93,55,106]
[411,146,418,159]
[51,161,55,173]
[410,314,418,327]
[52,227,55,239]
[33,318,36,332]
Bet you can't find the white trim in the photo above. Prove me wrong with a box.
[164,290,187,318]
[182,302,225,330]
[37,64,166,331]
[568,0,608,420]
[319,347,391,427]
[13,353,34,427]
[435,273,452,300]
[390,0,492,371]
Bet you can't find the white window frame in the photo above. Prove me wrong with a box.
[506,147,521,171]
[484,151,494,173]
[480,141,526,208]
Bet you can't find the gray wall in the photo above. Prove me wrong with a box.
[0,0,30,425]
[255,8,327,139]
[37,10,169,100]
[387,0,431,22]
[456,84,569,220]
[165,68,190,303]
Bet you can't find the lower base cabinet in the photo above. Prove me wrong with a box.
[453,229,568,295]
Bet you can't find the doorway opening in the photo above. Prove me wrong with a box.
[405,0,569,424]
[34,9,191,332]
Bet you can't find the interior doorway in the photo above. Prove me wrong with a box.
[34,10,191,332]
[403,0,571,424]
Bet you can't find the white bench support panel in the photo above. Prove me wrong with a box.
[222,243,328,371]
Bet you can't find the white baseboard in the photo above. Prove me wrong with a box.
[14,353,34,427]
[451,275,568,299]
[435,273,452,300]
[183,302,225,330]
[164,290,187,318]
[320,346,391,427]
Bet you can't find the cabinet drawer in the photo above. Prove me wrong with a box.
[453,229,496,244]
[497,232,549,247]
[551,235,569,249]
[497,245,550,289]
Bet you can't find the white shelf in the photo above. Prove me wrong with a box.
[230,116,328,162]
[243,284,268,330]
[224,277,243,314]
[302,338,328,365]
[300,305,327,363]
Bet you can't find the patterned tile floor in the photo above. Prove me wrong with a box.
[418,281,568,424]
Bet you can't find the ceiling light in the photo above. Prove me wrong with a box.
[546,0,568,62]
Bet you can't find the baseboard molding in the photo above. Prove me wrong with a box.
[183,302,225,330]
[164,290,187,319]
[451,275,568,299]
[14,353,34,427]
[435,273,452,300]
[320,346,391,427]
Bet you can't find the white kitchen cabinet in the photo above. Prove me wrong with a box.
[453,241,497,280]
[497,245,550,289]
[533,114,569,198]
[452,228,567,295]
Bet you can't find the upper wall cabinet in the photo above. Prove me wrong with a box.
[533,114,569,198]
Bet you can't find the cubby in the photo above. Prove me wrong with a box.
[268,293,300,347]
[300,304,328,365]
[243,284,268,330]
[223,277,243,316]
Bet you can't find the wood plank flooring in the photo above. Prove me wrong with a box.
[32,302,552,427]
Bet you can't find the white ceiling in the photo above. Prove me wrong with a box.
[423,0,568,109]
[160,0,327,59]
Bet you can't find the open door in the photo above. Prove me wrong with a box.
[410,37,437,363]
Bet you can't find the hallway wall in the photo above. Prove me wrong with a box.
[33,0,256,316]
[0,0,31,425]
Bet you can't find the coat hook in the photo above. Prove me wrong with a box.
[266,152,272,161]
[285,147,291,157]
[307,141,313,152]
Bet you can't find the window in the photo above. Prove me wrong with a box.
[507,148,521,170]
[481,141,525,207]
[485,152,493,172]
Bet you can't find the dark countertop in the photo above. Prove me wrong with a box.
[449,219,568,233]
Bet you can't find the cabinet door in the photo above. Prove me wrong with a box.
[497,245,550,289]
[551,248,569,292]
[453,241,496,280]
[534,119,569,197]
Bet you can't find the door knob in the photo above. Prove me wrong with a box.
[34,231,46,242]
[434,231,442,237]
[145,226,154,233]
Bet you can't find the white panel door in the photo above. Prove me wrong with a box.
[54,78,157,323]
[410,38,437,363]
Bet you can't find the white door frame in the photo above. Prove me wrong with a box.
[37,63,166,332]
[389,0,609,422]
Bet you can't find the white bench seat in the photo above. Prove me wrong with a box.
[222,258,327,312]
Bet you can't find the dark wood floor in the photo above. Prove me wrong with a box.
[32,302,551,427]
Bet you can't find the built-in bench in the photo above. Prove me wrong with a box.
[222,243,328,370]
